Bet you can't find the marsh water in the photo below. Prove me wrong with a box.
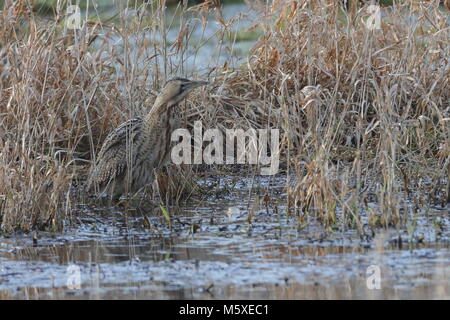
[1,174,450,299]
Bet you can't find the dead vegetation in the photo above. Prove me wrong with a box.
[211,0,449,230]
[0,0,449,233]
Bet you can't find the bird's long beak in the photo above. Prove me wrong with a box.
[186,80,209,90]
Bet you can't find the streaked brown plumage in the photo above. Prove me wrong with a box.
[86,78,208,199]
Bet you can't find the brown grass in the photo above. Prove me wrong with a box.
[0,0,449,233]
[210,0,449,230]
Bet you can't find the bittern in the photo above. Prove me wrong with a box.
[86,77,208,199]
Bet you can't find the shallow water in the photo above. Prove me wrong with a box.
[1,175,449,299]
[85,2,258,74]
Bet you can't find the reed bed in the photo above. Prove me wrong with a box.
[0,0,449,234]
[209,0,449,231]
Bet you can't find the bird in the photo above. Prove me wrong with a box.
[86,77,208,200]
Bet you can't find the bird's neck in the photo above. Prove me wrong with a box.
[144,99,176,124]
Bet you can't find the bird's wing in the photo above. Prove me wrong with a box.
[88,117,144,187]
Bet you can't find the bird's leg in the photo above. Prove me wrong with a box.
[116,186,154,208]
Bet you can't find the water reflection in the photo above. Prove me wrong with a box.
[0,175,449,299]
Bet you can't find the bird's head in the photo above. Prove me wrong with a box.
[156,77,208,108]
